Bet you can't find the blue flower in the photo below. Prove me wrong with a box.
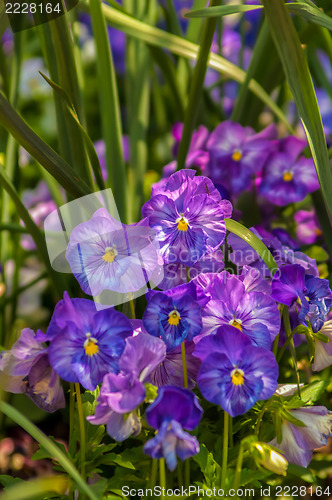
[47,294,133,391]
[196,326,278,417]
[143,386,203,470]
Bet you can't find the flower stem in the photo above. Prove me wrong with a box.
[159,458,166,497]
[282,307,301,397]
[177,462,183,488]
[233,443,244,499]
[75,383,86,481]
[129,297,136,319]
[176,0,221,171]
[184,459,190,490]
[150,459,158,489]
[221,411,229,490]
[272,334,279,358]
[181,342,188,389]
[69,383,75,440]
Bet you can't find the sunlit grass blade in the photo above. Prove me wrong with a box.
[185,4,263,18]
[89,0,126,221]
[39,72,105,192]
[262,0,332,222]
[0,475,68,500]
[0,92,94,200]
[79,0,293,132]
[225,219,278,274]
[177,0,221,171]
[0,401,98,500]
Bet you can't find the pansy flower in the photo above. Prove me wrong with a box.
[196,326,278,417]
[271,264,332,332]
[205,121,277,194]
[143,282,204,351]
[47,293,133,391]
[0,328,65,413]
[198,271,280,349]
[259,136,319,205]
[270,406,332,467]
[294,209,322,245]
[144,386,203,470]
[143,169,230,266]
[66,208,160,296]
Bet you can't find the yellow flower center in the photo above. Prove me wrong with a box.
[103,246,117,263]
[229,318,243,331]
[232,149,242,162]
[168,309,181,326]
[84,333,99,356]
[231,368,245,386]
[176,216,189,232]
[283,171,293,182]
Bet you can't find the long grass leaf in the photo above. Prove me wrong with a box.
[262,0,332,221]
[0,402,98,500]
[0,476,68,500]
[79,0,293,132]
[185,4,263,18]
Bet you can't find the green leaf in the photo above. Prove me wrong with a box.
[281,409,307,427]
[297,380,328,405]
[262,0,332,220]
[185,4,263,18]
[0,476,68,500]
[287,2,332,32]
[287,463,316,483]
[305,245,329,262]
[79,0,293,132]
[225,219,278,274]
[0,402,98,500]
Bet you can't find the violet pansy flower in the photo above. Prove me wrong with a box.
[66,208,160,297]
[47,293,133,391]
[0,328,65,413]
[143,169,230,267]
[196,326,278,417]
[271,264,332,332]
[144,386,203,470]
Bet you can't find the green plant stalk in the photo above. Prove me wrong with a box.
[184,459,190,490]
[150,458,158,489]
[177,0,221,171]
[233,442,244,499]
[159,457,166,494]
[79,0,293,131]
[0,475,68,500]
[89,0,126,221]
[221,411,229,489]
[0,401,98,500]
[282,307,301,398]
[272,334,279,359]
[262,0,332,220]
[225,219,278,274]
[75,382,86,481]
[277,329,297,363]
[181,341,189,389]
[69,383,75,444]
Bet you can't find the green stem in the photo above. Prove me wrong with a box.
[69,383,75,442]
[129,297,136,319]
[272,334,279,359]
[221,411,229,490]
[177,462,183,488]
[233,443,244,499]
[177,0,221,171]
[282,307,301,398]
[277,329,296,363]
[181,342,189,389]
[150,459,158,489]
[75,383,86,481]
[255,404,268,438]
[159,458,166,496]
[184,459,190,490]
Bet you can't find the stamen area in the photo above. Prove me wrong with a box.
[231,368,245,386]
[103,246,118,263]
[283,171,293,182]
[84,333,99,356]
[229,318,243,331]
[232,149,242,162]
[176,216,189,232]
[168,309,181,326]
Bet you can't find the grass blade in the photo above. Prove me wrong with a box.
[0,401,98,500]
[262,0,332,220]
[0,476,68,500]
[185,4,263,18]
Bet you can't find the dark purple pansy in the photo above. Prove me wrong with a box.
[47,293,133,391]
[0,329,65,413]
[205,121,277,194]
[196,326,278,417]
[143,170,230,267]
[198,271,280,349]
[143,386,203,470]
[271,264,332,332]
[259,136,319,206]
[143,283,203,351]
[270,406,332,467]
